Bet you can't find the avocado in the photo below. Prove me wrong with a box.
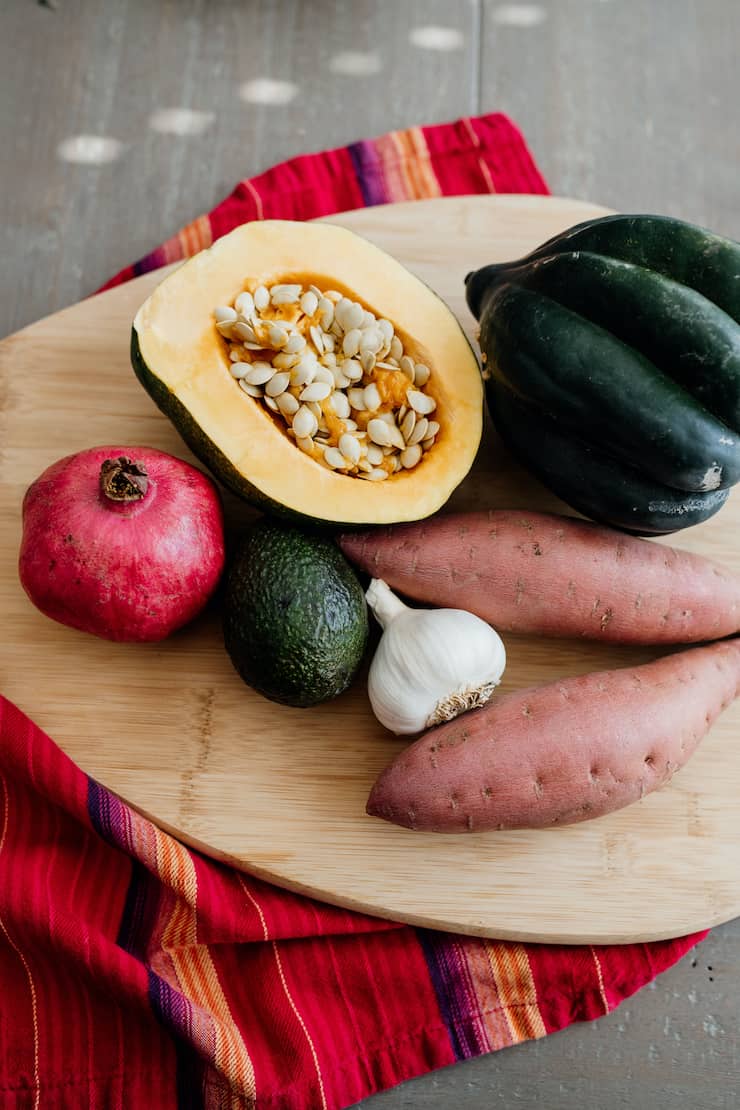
[223,518,369,706]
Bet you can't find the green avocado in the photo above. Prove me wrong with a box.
[223,518,369,707]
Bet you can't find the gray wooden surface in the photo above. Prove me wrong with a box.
[1,0,738,1106]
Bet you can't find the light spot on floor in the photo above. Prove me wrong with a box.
[149,108,215,135]
[492,4,547,27]
[329,50,382,76]
[238,78,298,105]
[57,135,124,165]
[409,26,465,51]
[703,1014,725,1037]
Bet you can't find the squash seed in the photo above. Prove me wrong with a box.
[346,303,366,331]
[271,288,301,306]
[234,321,257,343]
[300,381,332,403]
[264,396,280,412]
[277,392,300,417]
[296,436,315,454]
[339,433,362,464]
[215,305,239,325]
[266,371,291,397]
[330,390,351,418]
[273,351,300,370]
[377,318,394,343]
[347,388,366,411]
[400,355,416,381]
[239,380,263,398]
[300,291,318,317]
[312,365,335,387]
[414,363,431,386]
[236,292,255,318]
[406,417,429,446]
[334,298,352,331]
[400,443,422,469]
[309,325,325,354]
[285,333,307,354]
[292,357,318,386]
[245,364,275,386]
[400,409,416,441]
[361,350,376,374]
[367,419,394,446]
[390,335,403,361]
[331,367,351,391]
[422,436,436,450]
[254,285,270,311]
[342,328,362,358]
[324,446,348,470]
[293,405,318,439]
[363,383,382,411]
[341,358,363,382]
[366,444,384,466]
[388,424,406,450]
[426,420,440,438]
[268,323,289,348]
[229,361,250,379]
[365,468,389,481]
[360,328,383,355]
[307,401,324,421]
[407,389,436,415]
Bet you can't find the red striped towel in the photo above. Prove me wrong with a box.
[1,114,704,1110]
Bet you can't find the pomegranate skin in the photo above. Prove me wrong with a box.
[19,446,225,642]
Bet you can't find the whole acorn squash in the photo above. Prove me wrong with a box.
[132,220,482,527]
[466,213,740,534]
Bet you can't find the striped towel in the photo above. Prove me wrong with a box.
[1,114,704,1110]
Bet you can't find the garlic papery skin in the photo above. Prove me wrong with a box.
[365,578,507,735]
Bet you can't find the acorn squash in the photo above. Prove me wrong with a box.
[465,213,740,535]
[132,220,482,526]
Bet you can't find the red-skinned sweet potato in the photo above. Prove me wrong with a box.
[340,510,740,644]
[366,638,740,832]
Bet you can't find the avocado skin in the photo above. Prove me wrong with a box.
[223,518,369,707]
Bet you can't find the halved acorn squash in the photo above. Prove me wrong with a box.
[131,220,483,526]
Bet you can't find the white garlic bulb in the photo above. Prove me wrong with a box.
[365,578,506,735]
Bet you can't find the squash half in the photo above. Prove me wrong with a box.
[131,220,482,526]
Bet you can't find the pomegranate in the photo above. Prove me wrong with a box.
[19,446,225,642]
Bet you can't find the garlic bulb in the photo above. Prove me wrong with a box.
[365,578,506,735]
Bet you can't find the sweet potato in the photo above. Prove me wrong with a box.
[366,638,740,832]
[339,510,740,644]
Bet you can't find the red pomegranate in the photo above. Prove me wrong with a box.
[19,446,225,642]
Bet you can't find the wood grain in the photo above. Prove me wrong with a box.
[480,0,740,238]
[2,195,739,946]
[0,0,480,338]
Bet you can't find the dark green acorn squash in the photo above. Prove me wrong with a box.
[466,213,740,534]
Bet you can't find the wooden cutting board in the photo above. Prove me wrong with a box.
[2,194,738,945]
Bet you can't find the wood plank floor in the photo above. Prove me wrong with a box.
[1,1,738,1107]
